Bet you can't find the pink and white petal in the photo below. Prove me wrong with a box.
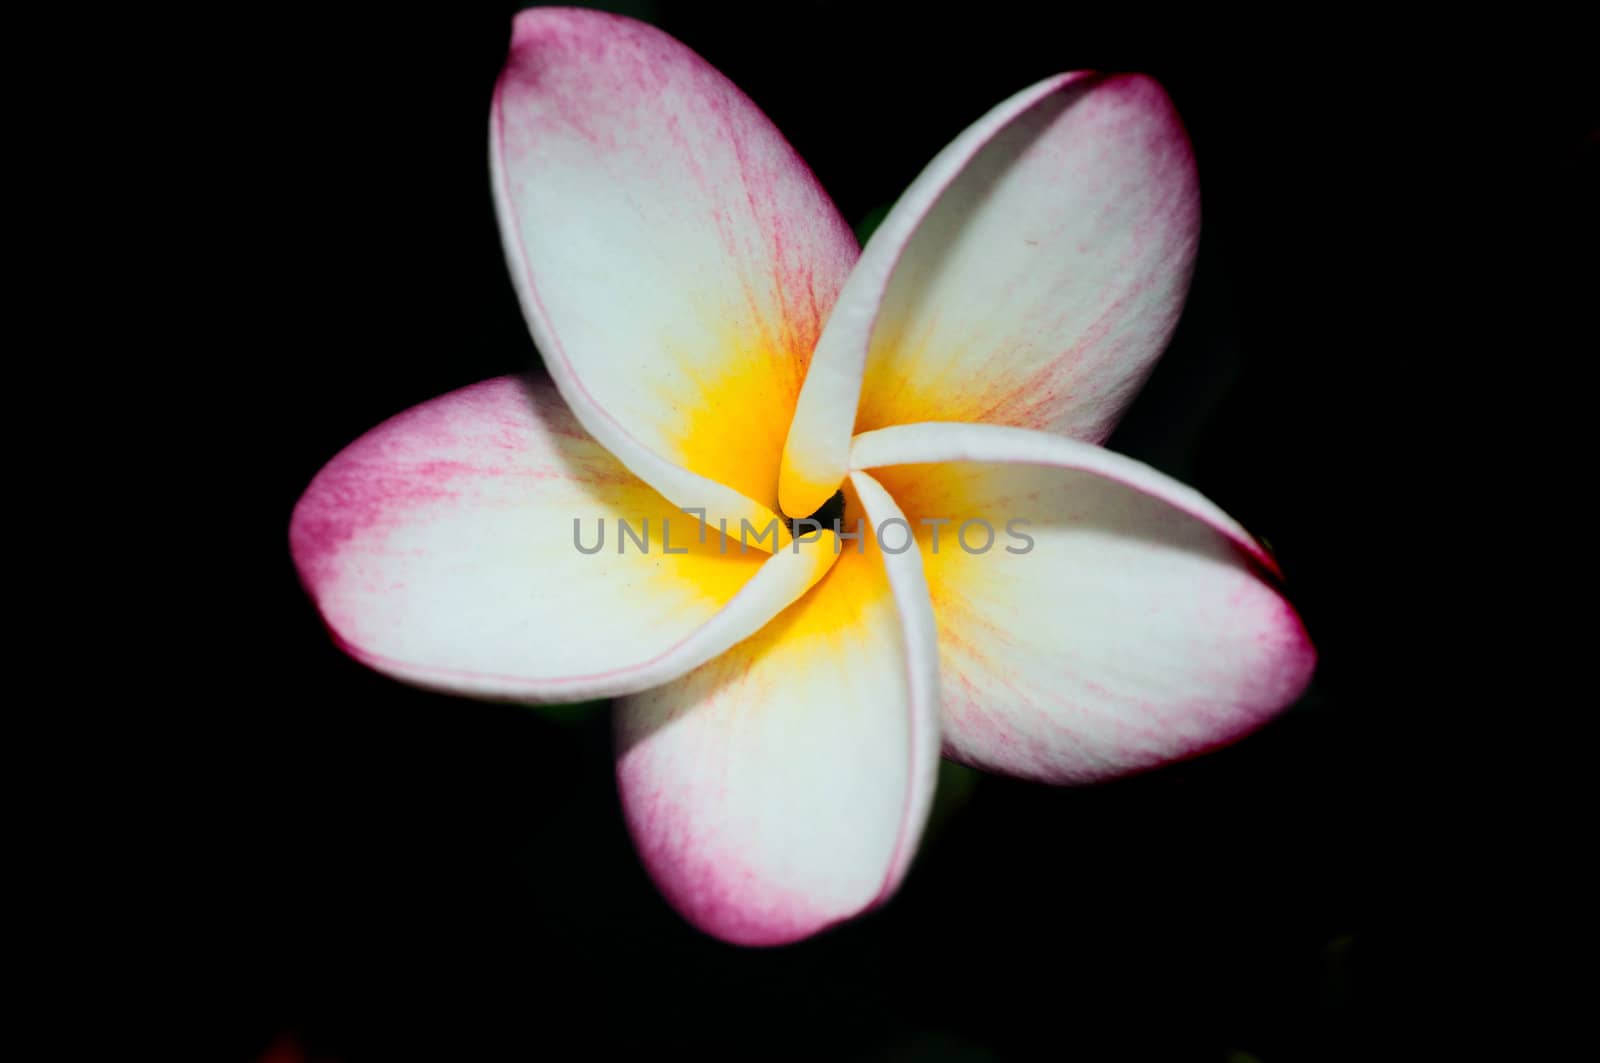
[493,9,858,530]
[290,376,835,703]
[853,422,1314,784]
[851,421,1276,574]
[615,482,940,946]
[848,470,942,892]
[780,73,1086,519]
[781,72,1198,519]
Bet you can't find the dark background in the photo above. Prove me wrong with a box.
[170,2,1594,1059]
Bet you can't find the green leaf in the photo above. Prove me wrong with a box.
[926,758,981,837]
[854,204,892,245]
[524,699,608,726]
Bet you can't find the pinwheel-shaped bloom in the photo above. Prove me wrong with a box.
[291,9,1315,945]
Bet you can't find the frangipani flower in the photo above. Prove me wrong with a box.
[290,9,1314,946]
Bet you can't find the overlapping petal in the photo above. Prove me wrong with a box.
[615,484,939,945]
[290,376,833,702]
[852,422,1314,783]
[782,71,1199,518]
[493,8,859,532]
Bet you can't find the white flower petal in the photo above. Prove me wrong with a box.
[615,479,940,945]
[493,9,858,535]
[290,376,832,701]
[782,72,1198,518]
[852,421,1314,782]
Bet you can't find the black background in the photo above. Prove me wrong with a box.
[166,3,1595,1060]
